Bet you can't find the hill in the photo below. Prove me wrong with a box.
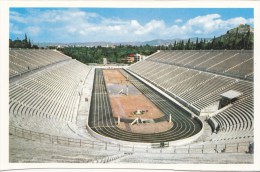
[212,24,253,50]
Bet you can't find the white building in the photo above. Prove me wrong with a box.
[134,53,146,62]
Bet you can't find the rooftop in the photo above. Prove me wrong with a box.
[221,90,243,100]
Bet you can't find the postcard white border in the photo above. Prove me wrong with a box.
[1,0,260,171]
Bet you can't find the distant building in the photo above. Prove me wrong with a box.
[122,56,135,64]
[134,53,146,62]
[121,54,134,63]
[122,53,147,64]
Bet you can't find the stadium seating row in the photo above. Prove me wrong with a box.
[147,50,253,80]
[9,49,71,77]
[9,59,93,139]
[129,60,253,111]
[209,96,253,141]
[10,135,123,163]
[128,50,253,141]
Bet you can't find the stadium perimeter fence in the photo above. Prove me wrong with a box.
[9,126,253,154]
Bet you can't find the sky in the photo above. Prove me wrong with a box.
[9,8,254,43]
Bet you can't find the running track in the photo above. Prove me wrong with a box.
[88,69,202,143]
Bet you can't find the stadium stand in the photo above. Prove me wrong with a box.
[9,49,71,77]
[128,50,253,142]
[9,49,254,163]
[209,96,253,141]
[9,49,94,139]
[10,135,128,163]
[9,49,133,163]
[146,50,253,80]
[129,62,253,111]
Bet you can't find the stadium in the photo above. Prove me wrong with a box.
[9,48,254,163]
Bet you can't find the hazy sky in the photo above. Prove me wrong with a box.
[9,8,254,43]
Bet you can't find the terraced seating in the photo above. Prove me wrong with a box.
[129,61,253,111]
[163,69,199,90]
[88,69,202,143]
[129,61,157,76]
[10,135,123,163]
[195,51,238,70]
[191,80,253,110]
[9,49,71,78]
[10,115,84,139]
[168,71,213,96]
[128,50,253,142]
[147,50,253,80]
[209,97,253,141]
[226,58,254,77]
[129,51,253,111]
[185,51,223,68]
[148,51,175,62]
[9,59,92,139]
[208,51,252,73]
[176,51,211,66]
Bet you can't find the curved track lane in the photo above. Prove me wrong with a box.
[88,69,202,143]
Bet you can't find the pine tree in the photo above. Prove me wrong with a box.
[232,27,239,49]
[25,33,28,42]
[218,36,223,50]
[186,39,191,50]
[173,41,177,50]
[245,29,251,49]
[180,40,184,50]
[211,36,216,49]
[227,31,232,49]
[195,37,199,50]
[191,42,194,50]
[199,38,203,50]
[28,39,32,48]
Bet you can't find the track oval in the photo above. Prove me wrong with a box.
[88,69,202,143]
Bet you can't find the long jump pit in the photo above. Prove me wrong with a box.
[103,69,173,134]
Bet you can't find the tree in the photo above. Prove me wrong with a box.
[232,27,239,49]
[180,40,184,50]
[9,34,40,49]
[198,38,204,50]
[195,37,199,50]
[226,31,232,49]
[238,35,245,50]
[245,29,251,49]
[186,39,191,50]
[25,33,28,41]
[211,36,216,49]
[217,36,224,50]
[28,39,32,48]
[173,41,177,50]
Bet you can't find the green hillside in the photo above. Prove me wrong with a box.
[212,24,253,50]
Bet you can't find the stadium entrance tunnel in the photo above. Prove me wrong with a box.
[87,68,203,146]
